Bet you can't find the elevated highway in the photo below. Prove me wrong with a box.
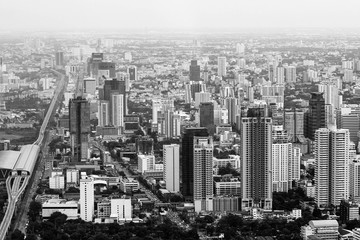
[0,69,67,239]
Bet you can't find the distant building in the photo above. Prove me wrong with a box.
[42,199,78,219]
[199,102,214,129]
[217,57,226,77]
[69,97,90,162]
[163,144,180,192]
[301,220,339,240]
[189,60,200,81]
[80,178,94,222]
[110,197,132,221]
[55,52,64,66]
[193,136,213,212]
[305,92,326,141]
[127,66,137,81]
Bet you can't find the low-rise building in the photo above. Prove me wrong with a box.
[119,178,139,193]
[42,199,78,219]
[301,220,339,240]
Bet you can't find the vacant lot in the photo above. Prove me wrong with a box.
[0,128,39,145]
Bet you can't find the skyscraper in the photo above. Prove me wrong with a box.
[276,66,285,84]
[163,144,180,192]
[314,128,349,206]
[98,100,110,127]
[189,60,200,81]
[284,110,305,142]
[69,97,90,162]
[101,78,127,120]
[199,102,214,129]
[285,66,296,83]
[240,103,273,210]
[111,94,124,128]
[181,127,209,200]
[217,57,226,77]
[80,178,94,222]
[128,66,138,81]
[193,136,213,212]
[305,92,326,140]
[55,52,64,66]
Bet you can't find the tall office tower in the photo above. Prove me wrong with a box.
[163,110,174,138]
[315,128,350,206]
[305,92,326,141]
[136,136,154,155]
[342,60,354,70]
[248,87,254,102]
[203,64,209,82]
[276,66,285,84]
[225,97,239,124]
[111,94,124,127]
[236,43,245,55]
[199,102,214,129]
[240,103,273,210]
[116,72,130,92]
[349,160,360,202]
[285,66,296,83]
[344,69,354,83]
[163,144,180,192]
[69,97,90,162]
[195,91,211,108]
[284,110,305,142]
[193,136,214,212]
[102,79,127,118]
[127,66,138,81]
[55,52,64,66]
[189,60,201,81]
[217,57,226,77]
[98,100,110,127]
[80,178,94,221]
[181,127,209,200]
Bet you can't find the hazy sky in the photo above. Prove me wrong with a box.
[1,0,360,31]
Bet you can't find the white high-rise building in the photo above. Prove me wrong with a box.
[66,169,79,186]
[290,147,301,183]
[116,72,130,92]
[218,56,226,77]
[349,160,360,202]
[315,128,350,206]
[111,94,124,127]
[137,154,155,173]
[330,129,349,206]
[80,178,94,222]
[163,144,180,192]
[195,92,211,108]
[272,143,292,192]
[193,136,213,213]
[285,66,296,83]
[110,197,132,220]
[276,66,285,84]
[98,100,110,127]
[236,43,245,55]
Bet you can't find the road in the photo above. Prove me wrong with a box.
[0,69,68,240]
[0,176,29,240]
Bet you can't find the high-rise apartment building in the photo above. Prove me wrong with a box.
[69,97,90,162]
[181,127,209,199]
[80,178,94,222]
[315,128,350,206]
[193,136,213,212]
[163,144,180,192]
[285,66,296,83]
[349,160,360,202]
[276,66,285,84]
[240,103,273,210]
[189,60,200,81]
[217,57,226,77]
